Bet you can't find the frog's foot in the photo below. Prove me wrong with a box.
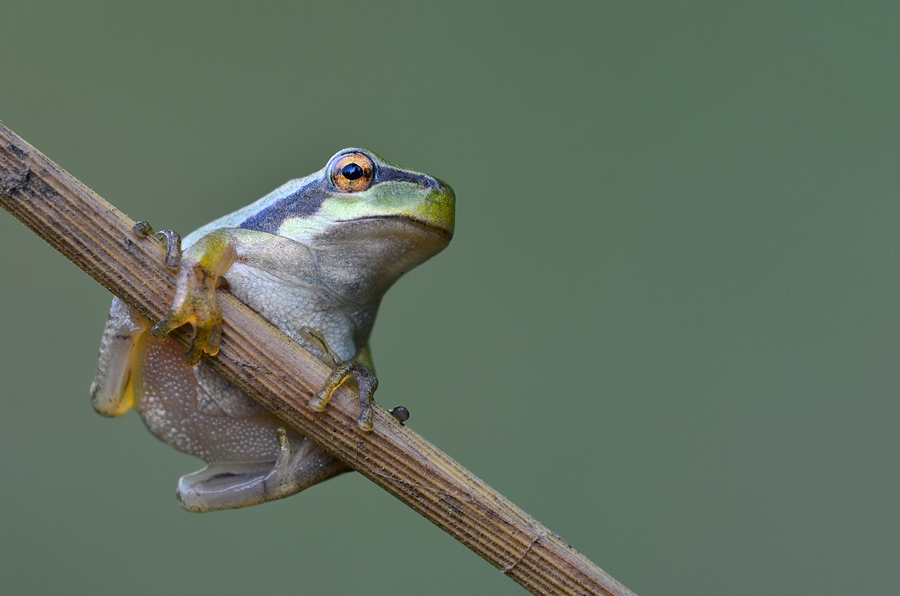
[146,227,246,366]
[299,326,379,431]
[150,256,224,366]
[176,428,349,512]
[133,221,182,269]
[309,361,379,431]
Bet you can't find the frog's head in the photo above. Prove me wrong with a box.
[316,147,454,240]
[237,148,455,298]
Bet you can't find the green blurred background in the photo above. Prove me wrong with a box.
[2,1,898,594]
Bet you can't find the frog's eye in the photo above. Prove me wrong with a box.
[330,152,375,192]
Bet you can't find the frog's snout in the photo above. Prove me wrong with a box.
[425,178,455,237]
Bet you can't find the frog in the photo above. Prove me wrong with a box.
[89,148,455,512]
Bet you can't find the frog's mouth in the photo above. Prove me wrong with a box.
[350,215,453,241]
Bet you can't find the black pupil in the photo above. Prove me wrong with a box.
[342,163,364,180]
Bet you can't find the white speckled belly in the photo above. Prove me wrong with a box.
[133,335,303,463]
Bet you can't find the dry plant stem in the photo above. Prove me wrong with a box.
[0,122,635,596]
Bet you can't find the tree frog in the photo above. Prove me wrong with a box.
[89,149,455,512]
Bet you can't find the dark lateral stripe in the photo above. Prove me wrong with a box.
[375,165,436,188]
[238,179,331,232]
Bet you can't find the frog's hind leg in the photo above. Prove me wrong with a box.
[176,429,349,512]
[90,297,150,417]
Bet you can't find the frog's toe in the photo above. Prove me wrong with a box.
[133,220,154,237]
[156,229,182,269]
[206,320,223,355]
[357,410,374,432]
[183,335,206,366]
[353,364,377,431]
[150,311,184,340]
[133,222,182,269]
[183,321,222,365]
[308,391,328,412]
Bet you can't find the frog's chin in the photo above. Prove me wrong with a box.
[317,216,452,270]
[310,216,451,298]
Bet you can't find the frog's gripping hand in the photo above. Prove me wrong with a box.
[310,361,379,431]
[301,327,378,431]
[150,230,236,366]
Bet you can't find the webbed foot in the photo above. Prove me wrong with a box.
[150,265,224,366]
[300,326,379,431]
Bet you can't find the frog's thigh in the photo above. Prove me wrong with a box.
[90,297,150,417]
[177,432,349,512]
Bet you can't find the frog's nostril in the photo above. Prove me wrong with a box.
[419,177,435,191]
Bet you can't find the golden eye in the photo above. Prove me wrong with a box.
[330,152,375,192]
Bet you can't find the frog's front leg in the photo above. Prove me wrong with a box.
[301,327,379,431]
[149,229,237,365]
[177,428,349,512]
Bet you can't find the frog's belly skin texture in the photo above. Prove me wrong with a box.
[90,148,455,512]
[135,336,297,463]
